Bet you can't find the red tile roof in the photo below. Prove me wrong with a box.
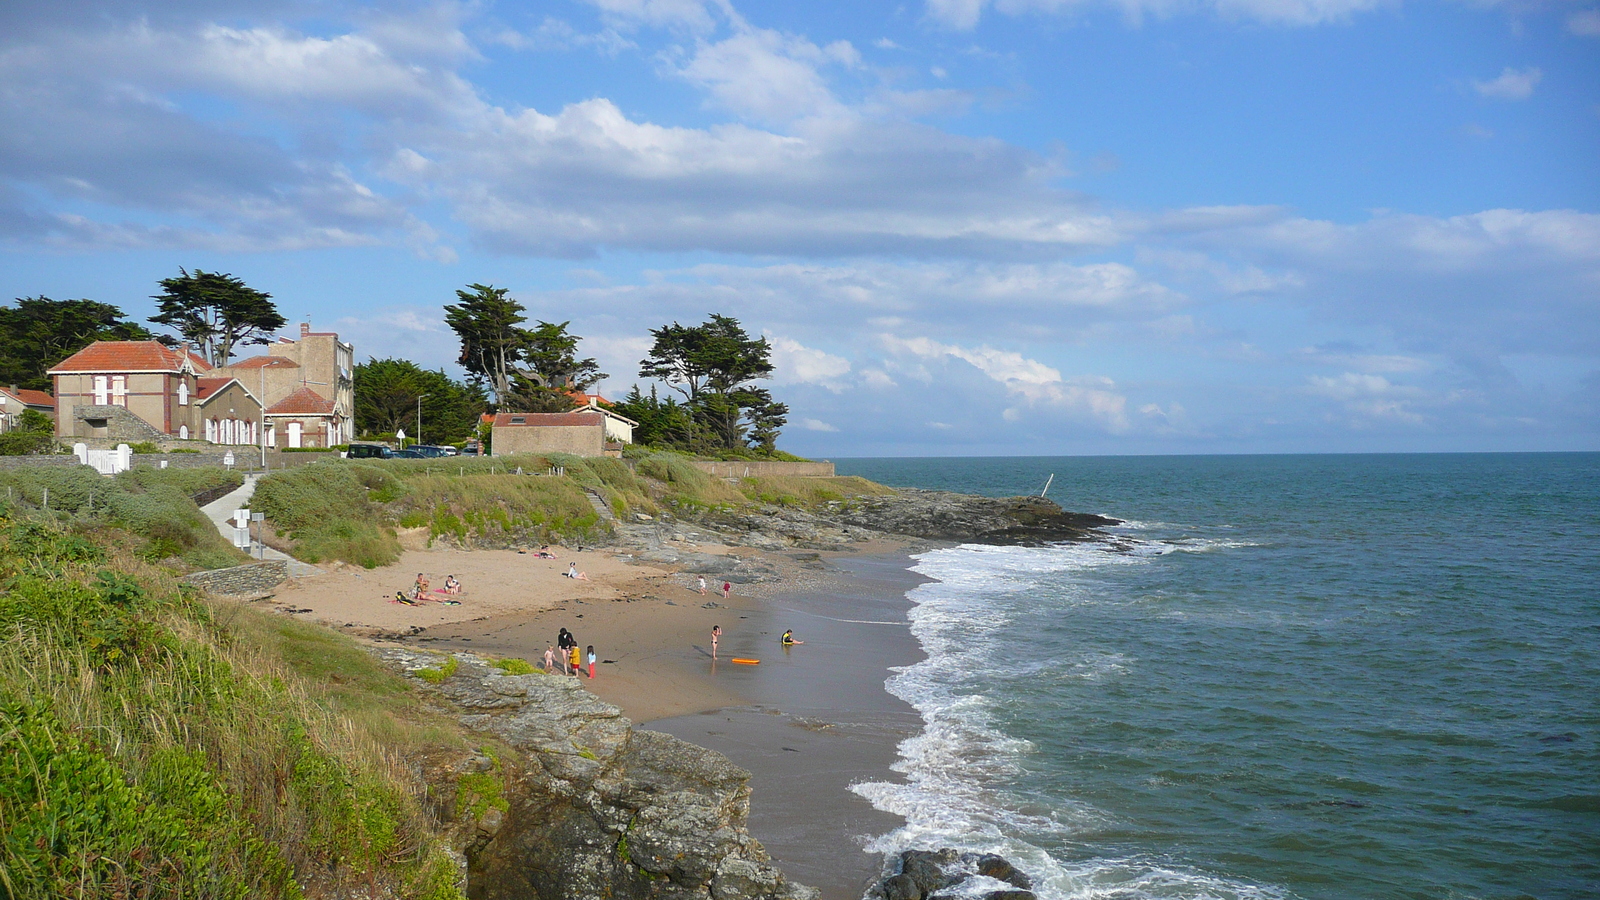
[493,411,604,428]
[266,387,335,416]
[225,356,299,370]
[1,388,54,408]
[48,341,211,374]
[193,377,238,401]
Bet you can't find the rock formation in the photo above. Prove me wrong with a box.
[378,649,819,900]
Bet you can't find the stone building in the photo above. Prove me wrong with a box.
[0,386,55,433]
[48,341,261,445]
[491,411,615,458]
[211,323,354,448]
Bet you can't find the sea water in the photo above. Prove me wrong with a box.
[834,454,1600,900]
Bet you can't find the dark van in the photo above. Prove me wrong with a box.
[346,443,393,459]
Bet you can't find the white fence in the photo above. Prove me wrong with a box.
[74,443,132,476]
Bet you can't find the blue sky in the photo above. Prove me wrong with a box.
[3,0,1596,456]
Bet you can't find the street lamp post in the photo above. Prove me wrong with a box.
[416,394,431,448]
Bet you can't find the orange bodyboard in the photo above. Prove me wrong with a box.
[730,658,760,665]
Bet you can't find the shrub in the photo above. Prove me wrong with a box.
[493,657,536,676]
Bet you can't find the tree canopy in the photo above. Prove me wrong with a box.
[443,285,605,412]
[0,296,157,391]
[632,314,786,452]
[148,269,286,366]
[353,358,486,444]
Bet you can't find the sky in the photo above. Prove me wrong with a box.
[2,0,1597,457]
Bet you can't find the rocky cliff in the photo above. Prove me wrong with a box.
[379,649,819,900]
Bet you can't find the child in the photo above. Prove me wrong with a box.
[698,576,707,595]
[711,625,721,661]
[544,645,556,674]
[781,629,803,646]
[722,581,732,599]
[587,645,596,679]
[568,644,582,677]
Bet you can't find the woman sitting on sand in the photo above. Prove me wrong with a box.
[413,573,429,597]
[442,575,462,594]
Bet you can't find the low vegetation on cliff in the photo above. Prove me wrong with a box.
[249,451,893,568]
[0,516,469,899]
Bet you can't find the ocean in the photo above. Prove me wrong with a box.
[832,454,1600,900]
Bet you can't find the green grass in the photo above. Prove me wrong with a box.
[0,516,466,900]
[736,475,897,508]
[492,657,537,676]
[0,465,246,570]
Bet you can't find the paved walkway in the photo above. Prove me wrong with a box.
[200,474,322,577]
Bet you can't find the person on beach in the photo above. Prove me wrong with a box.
[414,573,429,595]
[587,645,596,679]
[442,575,461,595]
[569,644,582,677]
[722,581,731,599]
[557,628,575,674]
[711,625,721,660]
[781,629,803,646]
[698,576,707,595]
[544,645,556,674]
[567,562,578,578]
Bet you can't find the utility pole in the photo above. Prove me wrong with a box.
[416,393,431,447]
[259,365,269,472]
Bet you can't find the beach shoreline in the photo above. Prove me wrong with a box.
[254,535,932,899]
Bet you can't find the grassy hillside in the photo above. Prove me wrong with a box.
[0,516,470,899]
[0,466,247,570]
[250,452,896,568]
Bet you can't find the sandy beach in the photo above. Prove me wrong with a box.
[252,537,929,899]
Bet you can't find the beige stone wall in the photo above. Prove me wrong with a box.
[685,460,837,478]
[491,424,606,457]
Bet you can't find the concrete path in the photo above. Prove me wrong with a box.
[200,474,322,577]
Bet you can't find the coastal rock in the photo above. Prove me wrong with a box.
[868,849,1036,900]
[832,490,1119,546]
[377,648,815,900]
[974,855,1032,890]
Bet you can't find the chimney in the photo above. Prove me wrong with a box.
[300,322,311,339]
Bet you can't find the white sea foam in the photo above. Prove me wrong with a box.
[852,541,1288,900]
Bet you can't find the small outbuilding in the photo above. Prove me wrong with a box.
[491,411,610,458]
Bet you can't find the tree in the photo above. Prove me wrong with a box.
[0,296,157,391]
[353,358,487,443]
[444,284,527,408]
[638,314,777,450]
[607,385,695,447]
[444,286,607,412]
[148,269,286,366]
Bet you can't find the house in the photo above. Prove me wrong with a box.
[48,341,262,445]
[212,323,353,448]
[0,386,55,433]
[573,397,638,445]
[491,411,612,458]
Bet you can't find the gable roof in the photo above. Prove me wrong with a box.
[48,341,211,375]
[0,387,54,409]
[493,411,604,428]
[193,377,243,403]
[223,356,300,370]
[265,386,335,416]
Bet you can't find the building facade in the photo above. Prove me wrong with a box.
[0,386,55,433]
[48,341,262,445]
[211,323,354,448]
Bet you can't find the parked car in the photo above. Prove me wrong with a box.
[391,448,426,459]
[411,444,453,458]
[345,443,393,459]
[462,440,482,456]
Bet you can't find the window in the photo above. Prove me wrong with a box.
[111,376,126,406]
[511,416,525,424]
[93,375,109,405]
[179,424,189,439]
[178,382,189,405]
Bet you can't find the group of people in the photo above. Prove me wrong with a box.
[547,627,595,678]
[696,576,732,599]
[394,572,463,606]
[707,624,802,661]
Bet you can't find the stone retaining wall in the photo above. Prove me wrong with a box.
[686,460,836,478]
[0,455,83,471]
[182,560,289,596]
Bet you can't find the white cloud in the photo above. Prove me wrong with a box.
[768,335,853,392]
[926,0,1387,30]
[674,28,856,122]
[1473,66,1542,101]
[882,334,1130,430]
[800,417,840,432]
[487,19,637,56]
[1307,372,1427,425]
[1567,9,1600,37]
[582,0,725,33]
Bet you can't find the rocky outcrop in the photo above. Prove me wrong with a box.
[379,649,818,900]
[869,850,1035,900]
[821,490,1116,546]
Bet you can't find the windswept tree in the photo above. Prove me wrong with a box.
[638,314,780,450]
[444,284,527,408]
[353,358,487,443]
[148,269,286,366]
[0,296,156,391]
[444,285,605,412]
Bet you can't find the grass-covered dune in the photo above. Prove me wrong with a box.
[0,466,248,571]
[250,451,894,569]
[0,516,472,899]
